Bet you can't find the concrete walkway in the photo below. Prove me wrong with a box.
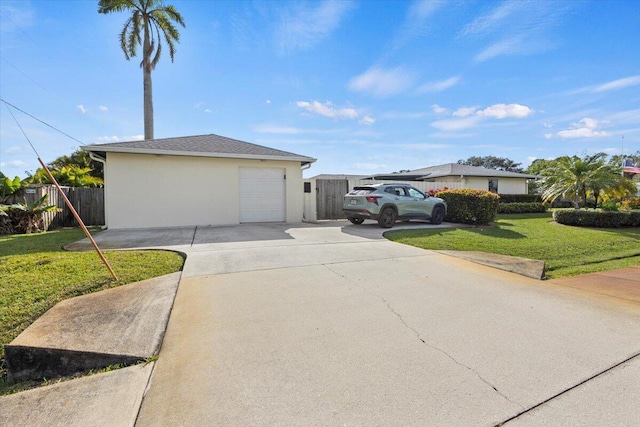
[2,221,639,426]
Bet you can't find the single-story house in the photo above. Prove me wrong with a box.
[82,134,316,229]
[365,163,539,194]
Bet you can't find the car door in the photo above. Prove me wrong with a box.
[384,186,411,216]
[406,186,431,218]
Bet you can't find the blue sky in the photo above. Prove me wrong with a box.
[1,0,639,179]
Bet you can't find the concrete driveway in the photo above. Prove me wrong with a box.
[73,221,640,425]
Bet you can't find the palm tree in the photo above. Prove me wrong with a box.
[540,153,633,208]
[98,0,185,140]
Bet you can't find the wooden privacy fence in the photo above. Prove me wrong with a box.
[315,179,463,220]
[15,185,105,230]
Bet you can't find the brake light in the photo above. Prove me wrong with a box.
[366,195,382,205]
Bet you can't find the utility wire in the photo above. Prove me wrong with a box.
[4,102,41,158]
[0,98,86,147]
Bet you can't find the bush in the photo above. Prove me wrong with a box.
[499,194,542,203]
[553,209,640,228]
[498,202,547,214]
[436,188,500,224]
[600,201,619,212]
[620,197,640,211]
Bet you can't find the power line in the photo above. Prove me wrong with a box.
[0,98,86,147]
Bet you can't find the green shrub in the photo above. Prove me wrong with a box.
[553,209,640,227]
[499,194,542,203]
[599,200,619,212]
[436,188,500,224]
[498,202,547,214]
[620,197,640,211]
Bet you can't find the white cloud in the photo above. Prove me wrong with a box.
[453,106,477,117]
[474,36,524,62]
[594,75,640,92]
[0,160,28,168]
[348,66,416,97]
[477,103,534,119]
[461,1,568,62]
[418,76,461,93]
[266,99,272,104]
[359,115,375,126]
[99,105,108,112]
[430,103,534,132]
[94,134,143,143]
[275,0,354,54]
[5,145,22,154]
[76,104,87,114]
[204,109,213,113]
[296,100,359,119]
[95,136,121,143]
[431,116,482,131]
[390,0,445,51]
[431,104,449,115]
[571,75,640,94]
[555,118,611,139]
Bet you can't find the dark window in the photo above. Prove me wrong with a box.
[488,179,498,193]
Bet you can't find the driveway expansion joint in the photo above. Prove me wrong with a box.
[496,349,640,426]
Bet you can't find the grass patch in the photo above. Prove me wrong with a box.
[386,213,640,278]
[0,228,184,391]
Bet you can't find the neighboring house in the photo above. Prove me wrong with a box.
[365,163,539,195]
[82,134,315,229]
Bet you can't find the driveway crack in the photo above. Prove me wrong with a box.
[323,264,524,410]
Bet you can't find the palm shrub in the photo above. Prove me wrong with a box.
[3,195,59,234]
[436,188,500,224]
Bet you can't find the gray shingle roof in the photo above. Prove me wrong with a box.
[82,133,316,164]
[406,163,538,179]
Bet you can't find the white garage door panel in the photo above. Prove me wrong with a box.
[239,168,286,222]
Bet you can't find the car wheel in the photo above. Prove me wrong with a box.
[348,217,365,225]
[377,207,397,228]
[430,206,444,225]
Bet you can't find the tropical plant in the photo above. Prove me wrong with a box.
[98,0,185,140]
[0,173,28,203]
[29,165,103,187]
[48,149,104,179]
[539,153,634,208]
[3,195,60,234]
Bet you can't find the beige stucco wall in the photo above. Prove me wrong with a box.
[104,153,305,229]
[462,177,528,194]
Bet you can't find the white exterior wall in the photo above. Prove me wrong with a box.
[463,177,528,194]
[104,153,305,229]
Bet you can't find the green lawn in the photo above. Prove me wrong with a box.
[386,213,640,278]
[0,228,184,389]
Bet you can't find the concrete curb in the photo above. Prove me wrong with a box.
[5,272,181,383]
[437,250,546,280]
[0,363,154,427]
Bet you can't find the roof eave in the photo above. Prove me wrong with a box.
[81,145,316,164]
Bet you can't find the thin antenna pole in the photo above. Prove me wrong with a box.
[5,103,118,280]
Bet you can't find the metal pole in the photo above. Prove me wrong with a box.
[37,158,118,281]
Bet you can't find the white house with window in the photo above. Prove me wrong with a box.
[365,163,538,195]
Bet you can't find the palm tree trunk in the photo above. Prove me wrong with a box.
[143,66,154,140]
[143,22,154,140]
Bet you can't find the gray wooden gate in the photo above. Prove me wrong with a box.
[316,179,349,220]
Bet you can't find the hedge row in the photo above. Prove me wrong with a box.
[497,202,547,214]
[553,209,640,228]
[499,194,542,203]
[436,189,500,224]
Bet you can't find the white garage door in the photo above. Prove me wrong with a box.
[239,167,286,222]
